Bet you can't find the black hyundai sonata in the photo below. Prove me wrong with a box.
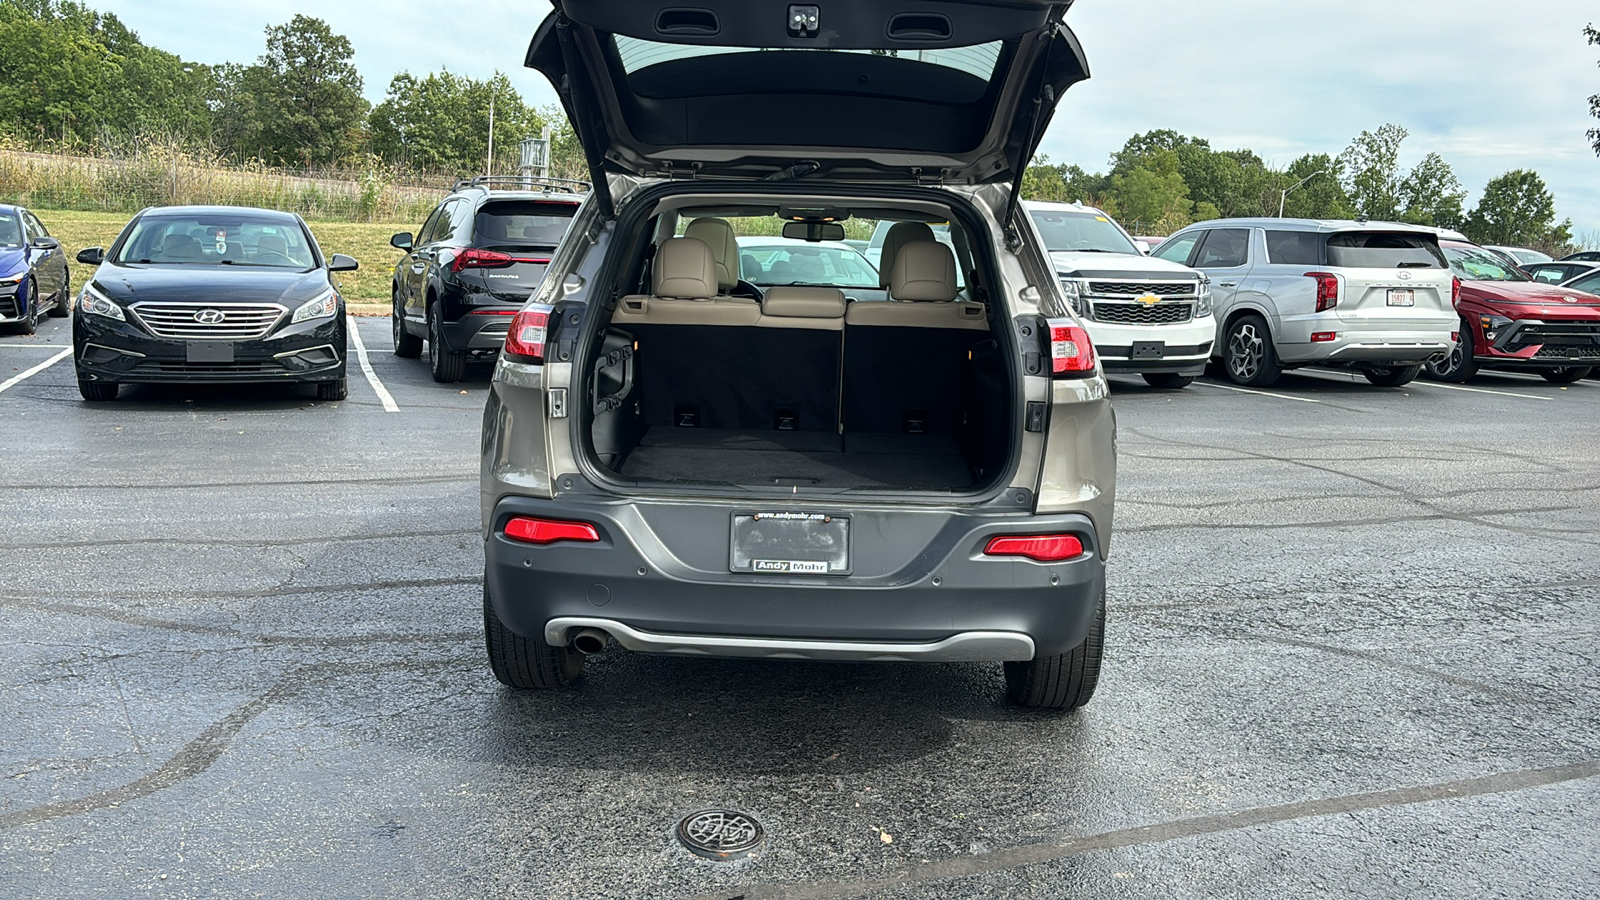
[72,206,359,401]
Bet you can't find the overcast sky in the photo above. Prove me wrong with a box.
[101,0,1600,237]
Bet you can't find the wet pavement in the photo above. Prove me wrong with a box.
[2,316,1597,898]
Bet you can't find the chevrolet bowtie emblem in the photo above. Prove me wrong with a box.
[1136,294,1161,306]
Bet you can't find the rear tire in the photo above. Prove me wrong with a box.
[1223,314,1282,387]
[1539,366,1592,384]
[316,377,348,401]
[393,295,422,358]
[1362,364,1423,387]
[428,303,466,383]
[1005,592,1104,710]
[1424,321,1479,383]
[484,586,584,690]
[78,378,117,401]
[1142,373,1195,389]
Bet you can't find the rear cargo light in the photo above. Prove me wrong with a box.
[1305,272,1340,312]
[1311,332,1338,343]
[503,303,554,362]
[984,534,1085,562]
[504,516,599,545]
[1451,276,1462,306]
[1047,320,1097,376]
[451,248,552,273]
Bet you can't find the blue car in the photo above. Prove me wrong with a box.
[0,204,72,334]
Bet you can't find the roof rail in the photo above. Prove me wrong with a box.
[451,175,592,195]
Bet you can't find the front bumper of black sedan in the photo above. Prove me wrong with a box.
[73,312,347,384]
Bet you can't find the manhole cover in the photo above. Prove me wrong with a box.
[677,809,765,860]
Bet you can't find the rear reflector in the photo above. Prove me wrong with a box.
[1311,332,1338,343]
[1047,320,1097,376]
[984,534,1085,562]
[503,303,554,362]
[505,516,599,545]
[470,309,520,316]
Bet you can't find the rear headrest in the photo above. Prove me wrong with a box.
[653,237,719,300]
[878,222,937,288]
[762,286,846,319]
[684,217,740,291]
[891,241,959,303]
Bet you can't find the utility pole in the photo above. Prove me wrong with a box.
[486,93,496,176]
[1279,169,1328,218]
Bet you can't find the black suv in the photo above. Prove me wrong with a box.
[390,177,588,382]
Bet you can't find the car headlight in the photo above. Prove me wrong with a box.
[78,284,126,321]
[1058,277,1088,318]
[1196,279,1214,317]
[291,289,340,324]
[0,271,24,286]
[1480,315,1514,342]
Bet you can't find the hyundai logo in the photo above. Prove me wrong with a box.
[194,309,226,325]
[1397,271,1413,281]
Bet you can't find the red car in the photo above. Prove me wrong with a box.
[1425,240,1600,383]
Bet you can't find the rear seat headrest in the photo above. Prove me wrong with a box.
[653,237,719,300]
[762,286,846,319]
[891,241,959,303]
[684,218,740,291]
[878,222,937,288]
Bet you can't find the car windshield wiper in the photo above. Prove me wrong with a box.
[1396,262,1436,268]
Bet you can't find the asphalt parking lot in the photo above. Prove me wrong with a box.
[2,315,1597,898]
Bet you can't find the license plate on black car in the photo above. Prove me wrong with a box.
[730,512,851,575]
[186,342,234,363]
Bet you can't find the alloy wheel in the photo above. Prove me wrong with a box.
[1228,322,1264,380]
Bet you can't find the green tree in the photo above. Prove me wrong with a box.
[1464,170,1574,252]
[370,70,545,175]
[1103,149,1193,234]
[1279,154,1354,219]
[1338,124,1408,219]
[1022,154,1109,204]
[1587,23,1599,157]
[245,15,369,166]
[1398,152,1467,229]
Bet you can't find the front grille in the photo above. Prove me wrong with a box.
[133,360,288,375]
[1092,302,1195,325]
[1534,345,1600,360]
[130,302,286,340]
[1089,281,1196,297]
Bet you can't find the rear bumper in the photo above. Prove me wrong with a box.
[485,496,1106,660]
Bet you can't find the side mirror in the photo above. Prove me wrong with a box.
[1134,240,1152,256]
[782,221,847,242]
[328,253,360,273]
[76,247,105,265]
[32,236,61,251]
[390,232,414,251]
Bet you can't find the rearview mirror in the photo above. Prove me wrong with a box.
[32,236,61,251]
[783,221,847,243]
[76,247,105,265]
[390,232,414,251]
[328,253,360,273]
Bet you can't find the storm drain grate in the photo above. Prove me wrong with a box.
[677,809,765,860]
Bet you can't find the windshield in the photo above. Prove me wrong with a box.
[115,214,317,268]
[739,241,879,288]
[0,214,20,248]
[1029,210,1139,254]
[1326,232,1447,269]
[1444,246,1530,283]
[475,200,578,249]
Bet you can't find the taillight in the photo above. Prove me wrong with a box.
[503,304,553,362]
[1305,272,1340,312]
[452,248,515,272]
[504,516,600,545]
[1451,276,1462,306]
[984,534,1086,562]
[1047,321,1096,377]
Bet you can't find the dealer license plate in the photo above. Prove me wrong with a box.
[1387,289,1415,307]
[730,512,851,575]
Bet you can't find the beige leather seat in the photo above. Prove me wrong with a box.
[613,237,760,327]
[846,240,987,330]
[876,222,936,289]
[683,217,741,293]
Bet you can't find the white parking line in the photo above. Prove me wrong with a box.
[0,342,72,349]
[0,348,72,396]
[1193,381,1322,404]
[346,316,400,412]
[1412,382,1553,402]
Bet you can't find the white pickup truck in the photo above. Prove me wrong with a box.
[1025,201,1215,388]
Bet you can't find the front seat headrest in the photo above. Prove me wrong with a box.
[891,240,959,303]
[653,237,719,300]
[684,217,740,291]
[878,222,937,288]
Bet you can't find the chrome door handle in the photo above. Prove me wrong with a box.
[1218,281,1239,287]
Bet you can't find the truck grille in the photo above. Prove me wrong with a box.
[130,302,286,340]
[1092,302,1195,325]
[1089,281,1194,297]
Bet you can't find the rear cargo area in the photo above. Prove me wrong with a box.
[618,429,975,490]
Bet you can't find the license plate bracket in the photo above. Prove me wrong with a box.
[186,342,234,363]
[1131,340,1166,359]
[731,512,851,576]
[1387,289,1415,307]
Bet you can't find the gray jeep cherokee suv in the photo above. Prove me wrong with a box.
[479,1,1117,708]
